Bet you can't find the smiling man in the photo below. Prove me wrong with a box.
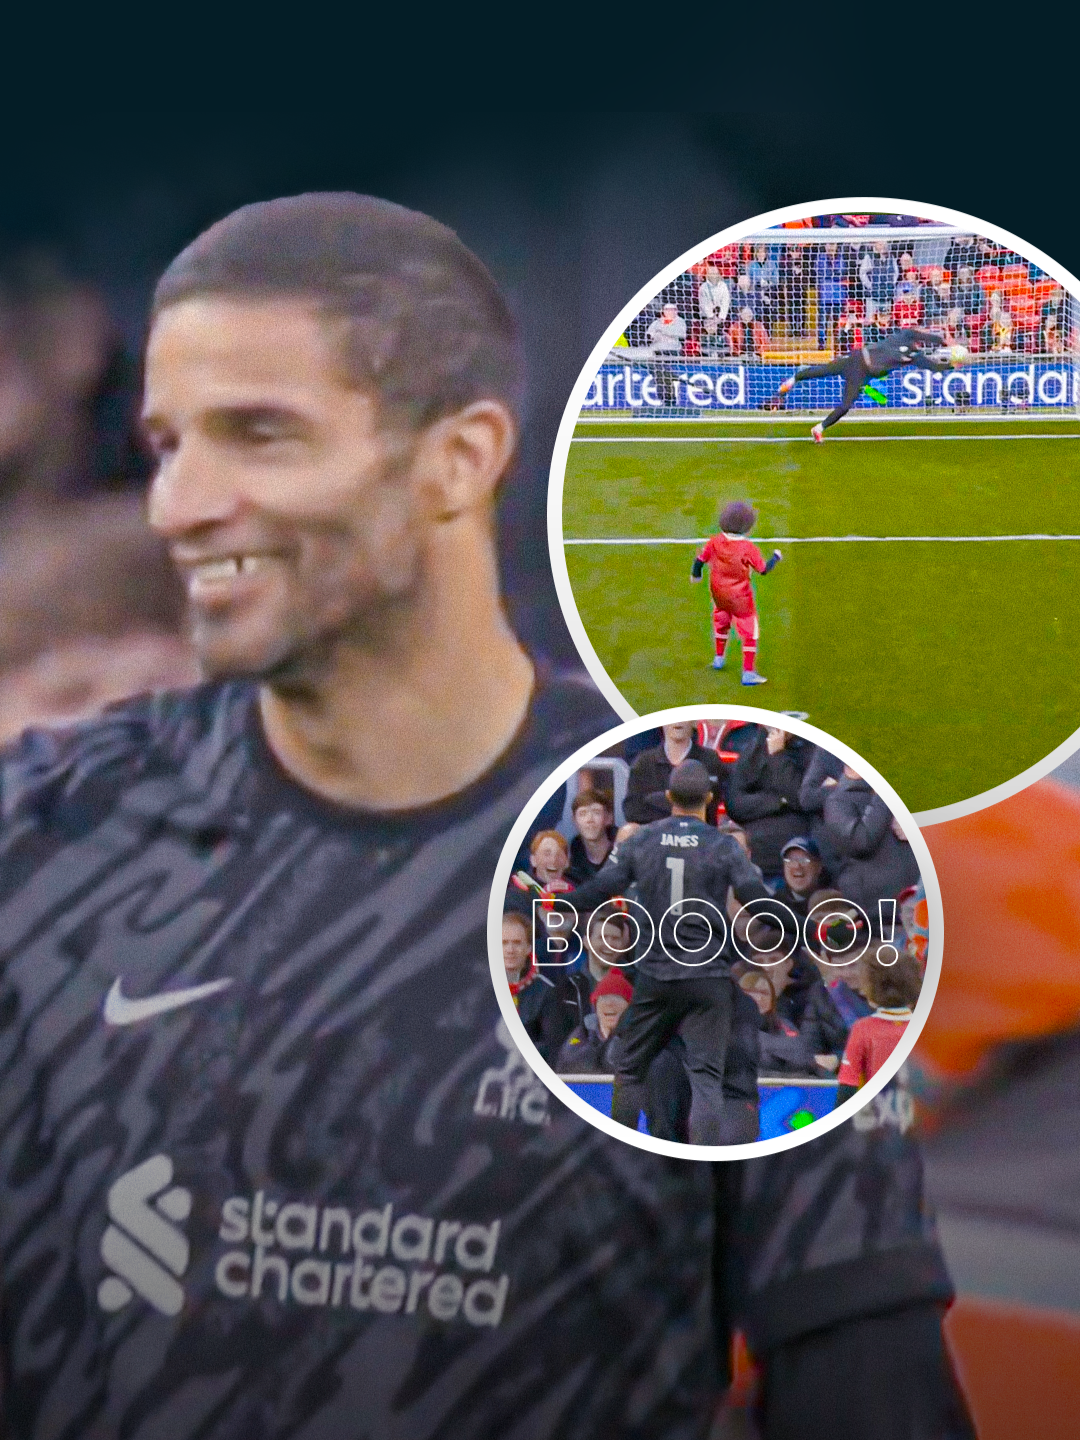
[0,196,972,1440]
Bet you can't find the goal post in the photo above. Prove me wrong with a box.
[582,223,1079,418]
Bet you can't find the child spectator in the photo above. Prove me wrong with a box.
[567,789,618,883]
[836,951,922,1103]
[554,970,633,1074]
[529,829,574,893]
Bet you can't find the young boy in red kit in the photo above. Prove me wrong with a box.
[836,949,923,1104]
[691,499,781,685]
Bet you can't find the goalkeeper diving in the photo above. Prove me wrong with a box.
[771,327,965,441]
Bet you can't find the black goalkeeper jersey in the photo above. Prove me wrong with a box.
[863,328,951,377]
[567,817,775,981]
[0,677,952,1440]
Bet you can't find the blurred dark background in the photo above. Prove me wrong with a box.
[1,113,1070,666]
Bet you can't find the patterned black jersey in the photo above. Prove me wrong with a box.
[567,816,776,981]
[864,327,950,376]
[0,678,953,1440]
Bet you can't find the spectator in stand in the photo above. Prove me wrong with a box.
[798,743,846,873]
[739,968,816,1076]
[822,765,920,913]
[780,244,809,339]
[765,939,820,1030]
[1043,307,1065,354]
[646,302,687,354]
[698,316,730,357]
[953,264,985,332]
[748,245,779,328]
[800,895,875,1073]
[582,909,634,985]
[0,251,149,512]
[892,264,923,327]
[835,303,864,355]
[567,788,618,883]
[697,265,731,329]
[727,274,769,358]
[503,908,590,1065]
[502,909,533,988]
[554,970,633,1075]
[859,241,898,326]
[864,309,893,346]
[645,302,686,406]
[922,267,951,332]
[529,829,575,894]
[983,291,1014,353]
[623,721,724,826]
[726,725,812,879]
[944,308,972,352]
[815,243,849,353]
[717,817,753,858]
[774,835,828,922]
[0,496,198,746]
[836,950,922,1103]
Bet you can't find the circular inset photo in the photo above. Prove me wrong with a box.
[551,198,1080,822]
[487,706,942,1158]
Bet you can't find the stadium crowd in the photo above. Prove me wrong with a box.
[502,720,928,1142]
[623,227,1076,363]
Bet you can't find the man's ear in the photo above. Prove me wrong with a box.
[415,400,517,520]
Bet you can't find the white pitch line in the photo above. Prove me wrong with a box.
[570,432,1080,444]
[564,534,1080,546]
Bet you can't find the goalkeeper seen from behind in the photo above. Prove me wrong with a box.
[692,500,781,686]
[774,327,963,441]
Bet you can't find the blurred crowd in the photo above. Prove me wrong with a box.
[502,721,929,1142]
[0,248,197,745]
[624,231,1076,362]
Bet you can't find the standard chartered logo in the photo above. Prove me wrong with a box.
[97,1154,509,1329]
[98,1154,192,1316]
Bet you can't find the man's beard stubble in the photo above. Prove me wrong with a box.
[186,563,424,695]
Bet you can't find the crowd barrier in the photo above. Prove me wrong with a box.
[560,1074,839,1140]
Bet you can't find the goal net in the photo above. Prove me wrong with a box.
[583,216,1079,417]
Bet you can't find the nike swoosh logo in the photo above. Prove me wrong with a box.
[103,977,234,1026]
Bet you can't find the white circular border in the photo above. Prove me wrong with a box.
[486,703,944,1161]
[545,195,1080,830]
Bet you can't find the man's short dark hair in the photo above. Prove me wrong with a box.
[668,759,713,807]
[152,193,521,432]
[719,500,757,534]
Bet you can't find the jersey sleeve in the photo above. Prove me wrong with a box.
[560,835,638,914]
[744,542,767,574]
[696,537,716,565]
[727,1075,956,1357]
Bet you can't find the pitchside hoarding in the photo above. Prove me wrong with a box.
[582,359,1080,412]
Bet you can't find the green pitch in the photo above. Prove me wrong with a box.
[562,413,1080,815]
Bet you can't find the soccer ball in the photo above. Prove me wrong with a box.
[949,344,968,363]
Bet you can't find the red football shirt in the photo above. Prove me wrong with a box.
[837,1009,913,1088]
[696,533,766,616]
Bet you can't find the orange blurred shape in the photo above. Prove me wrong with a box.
[946,1298,1080,1440]
[918,780,1080,1080]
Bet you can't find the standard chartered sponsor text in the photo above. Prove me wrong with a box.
[213,1192,508,1326]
